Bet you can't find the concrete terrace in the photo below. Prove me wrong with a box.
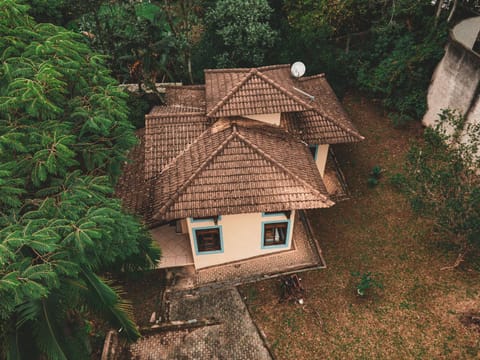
[151,225,194,268]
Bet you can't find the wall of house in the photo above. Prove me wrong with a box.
[186,211,295,269]
[244,113,281,126]
[315,144,329,177]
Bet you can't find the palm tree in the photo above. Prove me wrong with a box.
[4,266,140,360]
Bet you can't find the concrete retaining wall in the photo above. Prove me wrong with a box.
[423,17,480,134]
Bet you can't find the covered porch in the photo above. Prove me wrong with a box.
[323,148,350,201]
[151,224,194,268]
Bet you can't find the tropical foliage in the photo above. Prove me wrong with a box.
[76,0,201,86]
[0,1,159,358]
[198,0,277,68]
[392,110,480,266]
[283,0,449,123]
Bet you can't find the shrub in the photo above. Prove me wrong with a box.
[368,165,383,187]
[351,271,384,296]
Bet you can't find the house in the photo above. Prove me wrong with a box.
[116,64,363,270]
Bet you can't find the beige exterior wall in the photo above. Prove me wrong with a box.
[179,219,188,234]
[244,113,281,126]
[186,211,295,269]
[315,144,329,177]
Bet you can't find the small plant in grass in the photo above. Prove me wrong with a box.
[351,271,384,296]
[368,165,383,187]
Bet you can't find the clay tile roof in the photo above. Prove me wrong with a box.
[164,85,206,108]
[281,110,362,144]
[115,129,151,220]
[205,68,250,111]
[151,118,334,221]
[144,107,209,178]
[296,75,364,142]
[205,67,313,117]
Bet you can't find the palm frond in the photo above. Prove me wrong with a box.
[80,267,140,342]
[33,300,68,360]
[3,326,21,360]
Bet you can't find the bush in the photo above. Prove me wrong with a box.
[351,271,384,296]
[126,91,159,129]
[368,165,383,187]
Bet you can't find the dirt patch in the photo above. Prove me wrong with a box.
[121,269,166,327]
[240,94,480,359]
[460,312,480,333]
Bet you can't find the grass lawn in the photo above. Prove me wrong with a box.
[239,94,480,359]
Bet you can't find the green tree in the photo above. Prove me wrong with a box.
[0,1,159,358]
[199,0,277,68]
[392,110,480,268]
[284,0,381,39]
[355,0,448,124]
[281,0,448,122]
[78,1,179,87]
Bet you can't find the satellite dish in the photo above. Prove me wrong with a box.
[291,61,306,78]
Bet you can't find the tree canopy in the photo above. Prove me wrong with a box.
[199,0,277,68]
[393,110,480,267]
[0,1,159,358]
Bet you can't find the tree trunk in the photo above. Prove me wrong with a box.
[435,0,443,25]
[345,34,351,54]
[187,54,194,84]
[447,0,458,23]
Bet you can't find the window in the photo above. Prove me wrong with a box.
[194,227,223,254]
[309,145,318,160]
[263,222,288,247]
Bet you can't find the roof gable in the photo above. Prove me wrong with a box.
[206,69,313,117]
[152,119,333,220]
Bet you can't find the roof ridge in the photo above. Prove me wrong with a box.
[156,127,237,217]
[204,67,251,73]
[235,130,331,203]
[206,69,257,117]
[298,74,325,81]
[309,108,364,140]
[256,64,290,71]
[146,111,205,119]
[253,70,315,111]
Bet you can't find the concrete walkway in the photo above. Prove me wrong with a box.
[129,287,272,360]
[127,211,325,359]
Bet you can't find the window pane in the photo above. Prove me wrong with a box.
[196,228,221,252]
[263,222,288,246]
